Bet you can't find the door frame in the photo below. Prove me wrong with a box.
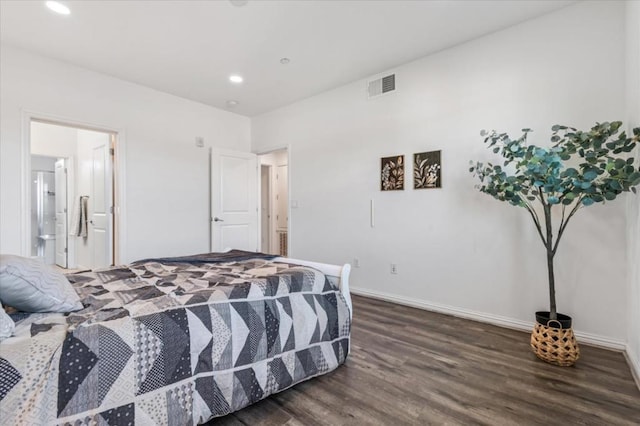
[260,164,272,253]
[21,110,127,265]
[255,145,291,257]
[54,157,69,268]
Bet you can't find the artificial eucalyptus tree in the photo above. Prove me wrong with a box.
[470,122,640,321]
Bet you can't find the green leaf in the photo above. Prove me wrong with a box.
[582,197,595,206]
[564,168,578,178]
[604,192,616,201]
[584,170,598,181]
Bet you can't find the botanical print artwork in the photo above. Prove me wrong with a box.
[381,155,405,191]
[414,150,442,189]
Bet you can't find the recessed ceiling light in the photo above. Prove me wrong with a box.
[229,75,243,84]
[229,0,249,7]
[280,58,291,65]
[226,100,239,108]
[46,1,71,15]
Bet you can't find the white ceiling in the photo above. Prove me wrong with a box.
[0,0,575,116]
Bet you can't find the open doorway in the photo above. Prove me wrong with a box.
[29,120,117,270]
[258,148,289,256]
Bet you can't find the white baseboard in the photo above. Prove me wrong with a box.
[625,346,640,390]
[350,286,627,351]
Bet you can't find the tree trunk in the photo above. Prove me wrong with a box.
[546,247,557,320]
[543,205,557,320]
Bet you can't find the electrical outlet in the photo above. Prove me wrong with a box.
[390,263,398,274]
[353,258,360,268]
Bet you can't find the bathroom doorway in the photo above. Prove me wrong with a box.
[29,120,117,270]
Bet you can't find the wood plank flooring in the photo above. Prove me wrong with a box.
[210,295,640,425]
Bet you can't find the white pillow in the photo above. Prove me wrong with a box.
[0,255,83,313]
[0,304,15,341]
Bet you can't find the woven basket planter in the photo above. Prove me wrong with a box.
[530,320,580,367]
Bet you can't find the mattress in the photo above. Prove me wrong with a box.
[0,252,351,425]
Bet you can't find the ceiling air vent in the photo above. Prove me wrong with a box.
[367,73,396,99]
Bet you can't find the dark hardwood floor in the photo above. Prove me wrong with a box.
[212,295,640,425]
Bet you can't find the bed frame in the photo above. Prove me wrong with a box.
[273,256,353,321]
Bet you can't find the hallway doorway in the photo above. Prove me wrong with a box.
[258,148,289,256]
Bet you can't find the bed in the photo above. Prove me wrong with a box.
[0,250,352,425]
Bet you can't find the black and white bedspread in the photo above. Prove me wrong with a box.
[0,253,351,425]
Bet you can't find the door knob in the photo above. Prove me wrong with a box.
[213,217,224,222]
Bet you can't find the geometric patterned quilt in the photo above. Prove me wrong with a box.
[0,256,351,425]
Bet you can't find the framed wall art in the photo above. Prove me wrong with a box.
[413,150,442,189]
[380,155,404,191]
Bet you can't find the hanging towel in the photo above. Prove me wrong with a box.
[79,196,89,238]
[70,196,89,237]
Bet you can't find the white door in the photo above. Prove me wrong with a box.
[54,159,68,268]
[91,142,112,267]
[211,149,258,252]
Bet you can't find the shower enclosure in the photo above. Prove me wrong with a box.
[31,169,57,264]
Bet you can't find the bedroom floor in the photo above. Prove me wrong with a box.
[213,295,640,425]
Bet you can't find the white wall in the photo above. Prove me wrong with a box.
[259,150,287,167]
[30,155,56,172]
[31,121,77,158]
[625,0,640,384]
[252,1,629,343]
[0,45,251,263]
